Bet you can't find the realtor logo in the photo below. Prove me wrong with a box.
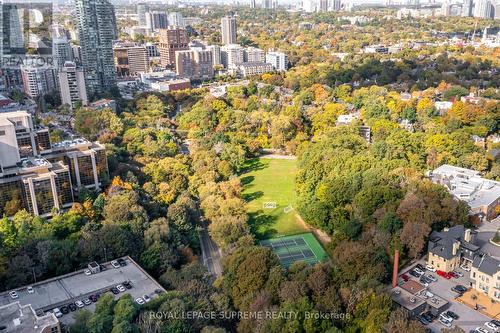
[1,1,53,68]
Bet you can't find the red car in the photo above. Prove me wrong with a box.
[438,270,453,279]
[400,274,410,282]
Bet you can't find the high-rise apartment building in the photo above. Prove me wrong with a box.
[0,111,108,217]
[262,0,272,9]
[175,49,214,80]
[59,61,88,109]
[20,66,58,99]
[137,3,149,26]
[75,0,117,95]
[473,0,495,18]
[53,38,73,68]
[221,44,245,68]
[244,47,265,63]
[319,0,328,12]
[159,27,189,69]
[221,16,237,45]
[251,0,257,8]
[146,11,169,30]
[331,0,342,11]
[113,44,149,77]
[265,51,288,71]
[168,12,184,27]
[207,45,222,66]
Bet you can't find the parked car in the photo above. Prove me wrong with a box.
[111,287,120,294]
[420,275,432,284]
[491,320,500,327]
[445,311,459,320]
[485,322,498,331]
[451,285,468,293]
[426,274,437,282]
[416,315,429,325]
[84,269,92,276]
[135,298,145,305]
[415,264,425,270]
[437,270,447,277]
[8,291,18,299]
[400,274,410,282]
[53,308,63,318]
[116,284,126,292]
[60,306,69,315]
[425,265,436,272]
[409,270,421,278]
[68,303,77,312]
[423,290,434,298]
[475,327,489,333]
[89,294,99,302]
[26,286,34,294]
[75,300,84,308]
[413,267,425,276]
[123,281,132,289]
[453,271,464,278]
[117,258,127,267]
[111,260,120,269]
[143,294,151,302]
[438,317,452,327]
[83,298,91,306]
[421,311,435,322]
[440,313,454,322]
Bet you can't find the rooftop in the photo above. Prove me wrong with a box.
[473,254,500,277]
[429,164,500,209]
[391,287,426,311]
[0,257,165,323]
[428,225,478,260]
[0,302,58,333]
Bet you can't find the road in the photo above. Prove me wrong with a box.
[176,132,223,277]
[198,220,223,277]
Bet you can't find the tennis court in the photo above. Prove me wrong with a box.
[260,233,328,267]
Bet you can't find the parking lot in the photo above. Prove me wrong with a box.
[399,260,494,333]
[0,257,165,325]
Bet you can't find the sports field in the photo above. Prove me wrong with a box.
[241,158,308,239]
[260,233,327,267]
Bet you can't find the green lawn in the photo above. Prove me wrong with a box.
[241,158,309,239]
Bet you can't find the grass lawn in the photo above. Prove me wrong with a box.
[241,158,309,239]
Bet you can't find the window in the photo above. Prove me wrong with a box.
[0,130,5,136]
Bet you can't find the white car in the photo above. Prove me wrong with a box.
[84,269,92,276]
[53,308,63,318]
[440,313,453,322]
[9,291,18,299]
[425,265,436,272]
[111,260,120,269]
[453,271,464,278]
[27,286,34,294]
[439,317,452,327]
[414,267,424,276]
[135,298,145,305]
[476,327,489,333]
[423,290,434,298]
[75,301,84,308]
[143,294,151,302]
[485,322,499,331]
[116,284,126,292]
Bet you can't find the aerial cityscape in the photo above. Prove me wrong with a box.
[0,0,498,332]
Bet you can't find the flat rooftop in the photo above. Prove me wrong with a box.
[0,302,58,333]
[391,287,426,311]
[430,164,500,208]
[0,257,164,317]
